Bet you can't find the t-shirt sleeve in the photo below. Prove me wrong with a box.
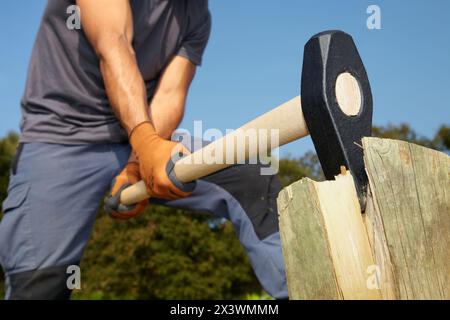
[177,7,212,66]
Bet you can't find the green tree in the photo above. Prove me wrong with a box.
[0,132,18,202]
[373,123,450,152]
[278,151,324,187]
[0,132,19,298]
[74,207,260,299]
[433,125,450,152]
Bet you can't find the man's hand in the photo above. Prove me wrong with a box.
[105,162,148,220]
[130,122,191,200]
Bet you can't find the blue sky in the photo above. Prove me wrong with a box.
[0,0,449,156]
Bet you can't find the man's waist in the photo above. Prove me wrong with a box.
[20,116,128,145]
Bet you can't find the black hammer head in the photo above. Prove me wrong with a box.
[301,30,373,211]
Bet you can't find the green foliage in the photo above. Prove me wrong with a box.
[73,207,260,300]
[0,132,18,299]
[245,292,273,300]
[0,132,18,202]
[278,151,324,187]
[434,125,450,152]
[0,132,19,299]
[373,123,450,152]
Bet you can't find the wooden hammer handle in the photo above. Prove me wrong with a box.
[120,96,308,205]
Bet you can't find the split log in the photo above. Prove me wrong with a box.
[278,137,450,300]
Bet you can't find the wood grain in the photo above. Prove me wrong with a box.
[363,137,450,299]
[278,179,341,300]
[335,72,362,116]
[278,171,381,300]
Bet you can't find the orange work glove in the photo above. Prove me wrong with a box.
[129,121,192,200]
[104,162,148,220]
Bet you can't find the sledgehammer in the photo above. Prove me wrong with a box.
[119,30,373,210]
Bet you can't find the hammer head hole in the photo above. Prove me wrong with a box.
[335,72,362,117]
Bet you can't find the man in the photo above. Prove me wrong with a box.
[0,0,287,299]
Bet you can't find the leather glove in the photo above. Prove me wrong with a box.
[104,162,148,220]
[130,121,192,200]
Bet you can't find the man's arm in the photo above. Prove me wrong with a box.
[77,0,148,134]
[127,55,196,163]
[78,0,191,200]
[150,56,196,139]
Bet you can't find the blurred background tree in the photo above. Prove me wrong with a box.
[0,124,448,299]
[75,208,260,299]
[0,132,19,299]
[373,123,450,151]
[0,132,18,202]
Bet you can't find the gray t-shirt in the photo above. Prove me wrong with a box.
[20,0,211,144]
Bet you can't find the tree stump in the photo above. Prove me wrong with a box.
[277,137,450,300]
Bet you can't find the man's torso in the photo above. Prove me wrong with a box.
[20,0,210,144]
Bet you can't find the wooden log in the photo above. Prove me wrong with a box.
[278,169,381,300]
[278,137,450,300]
[362,187,398,299]
[363,137,450,299]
